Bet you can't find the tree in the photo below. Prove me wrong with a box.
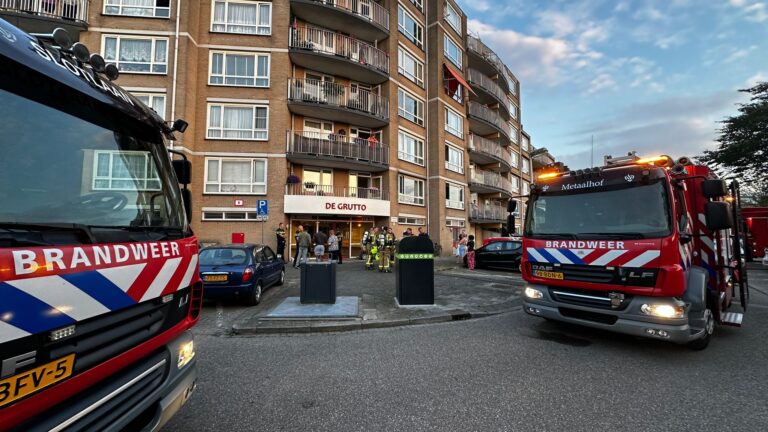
[700,81,768,204]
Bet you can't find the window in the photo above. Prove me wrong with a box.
[210,52,269,87]
[398,216,426,225]
[522,159,530,174]
[510,150,518,168]
[398,88,424,126]
[104,0,170,18]
[445,219,465,228]
[205,158,267,194]
[446,183,464,210]
[212,0,271,35]
[522,134,530,151]
[202,210,265,221]
[93,151,161,191]
[523,182,530,195]
[445,107,463,138]
[444,35,462,69]
[398,47,424,87]
[132,93,166,118]
[511,176,519,192]
[399,175,425,206]
[510,124,519,144]
[103,35,167,74]
[398,130,424,166]
[445,144,464,174]
[445,2,461,34]
[398,6,423,48]
[509,101,518,119]
[207,104,268,140]
[407,0,423,11]
[303,168,333,192]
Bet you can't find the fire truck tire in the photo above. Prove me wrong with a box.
[246,282,263,306]
[687,309,714,350]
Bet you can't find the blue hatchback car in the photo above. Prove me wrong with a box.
[199,244,285,305]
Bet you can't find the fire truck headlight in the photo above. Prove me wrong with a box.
[524,287,544,299]
[178,340,196,369]
[640,304,685,319]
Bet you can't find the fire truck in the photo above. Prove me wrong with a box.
[520,153,748,350]
[742,207,768,260]
[0,19,201,430]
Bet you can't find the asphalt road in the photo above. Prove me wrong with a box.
[166,268,768,432]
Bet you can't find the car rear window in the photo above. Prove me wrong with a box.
[200,248,249,266]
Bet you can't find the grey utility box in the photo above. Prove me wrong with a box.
[300,262,337,304]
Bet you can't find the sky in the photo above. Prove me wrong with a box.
[455,0,767,169]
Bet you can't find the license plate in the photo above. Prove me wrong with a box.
[0,354,75,408]
[534,270,564,280]
[204,275,228,282]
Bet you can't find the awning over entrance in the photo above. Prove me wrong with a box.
[443,63,477,97]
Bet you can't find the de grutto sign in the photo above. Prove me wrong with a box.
[284,195,390,216]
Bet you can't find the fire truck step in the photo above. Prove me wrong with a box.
[721,312,743,327]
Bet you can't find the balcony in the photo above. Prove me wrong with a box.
[288,79,389,128]
[469,202,506,224]
[287,130,389,172]
[289,26,389,84]
[468,134,512,172]
[290,0,389,42]
[467,68,510,120]
[469,169,513,197]
[284,184,390,216]
[468,101,511,144]
[0,0,88,35]
[467,36,511,95]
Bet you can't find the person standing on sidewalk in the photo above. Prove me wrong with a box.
[466,234,476,270]
[313,229,328,262]
[328,229,341,264]
[275,223,287,263]
[295,225,311,268]
[457,233,468,263]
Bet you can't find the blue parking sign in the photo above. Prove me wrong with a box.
[257,199,268,216]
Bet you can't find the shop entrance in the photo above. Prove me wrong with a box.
[289,216,375,260]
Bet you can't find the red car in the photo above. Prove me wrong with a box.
[482,236,521,246]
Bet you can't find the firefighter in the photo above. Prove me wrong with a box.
[365,227,379,270]
[378,226,393,272]
[384,227,396,272]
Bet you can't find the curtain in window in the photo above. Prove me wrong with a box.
[104,38,117,60]
[223,107,254,139]
[119,39,152,62]
[212,1,226,30]
[123,0,155,16]
[221,160,251,192]
[258,4,270,34]
[227,3,258,34]
[208,106,222,137]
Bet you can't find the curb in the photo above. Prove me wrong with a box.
[230,300,519,335]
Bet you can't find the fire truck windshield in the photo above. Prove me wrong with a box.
[525,180,672,239]
[0,87,185,242]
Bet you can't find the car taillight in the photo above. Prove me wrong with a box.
[242,267,254,282]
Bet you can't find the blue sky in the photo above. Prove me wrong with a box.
[455,0,767,169]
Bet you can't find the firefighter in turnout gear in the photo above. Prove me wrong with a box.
[365,227,379,270]
[378,227,395,272]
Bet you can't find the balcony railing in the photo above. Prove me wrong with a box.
[289,26,389,75]
[467,68,506,105]
[469,134,513,167]
[304,0,389,31]
[288,78,389,121]
[469,203,505,222]
[446,199,465,210]
[468,101,511,138]
[470,169,512,193]
[287,130,389,166]
[287,184,388,200]
[0,0,88,23]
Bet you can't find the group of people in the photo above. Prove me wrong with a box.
[275,223,343,268]
[361,226,397,272]
[455,232,476,270]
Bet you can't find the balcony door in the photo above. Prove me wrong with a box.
[304,72,334,103]
[348,82,373,112]
[303,167,333,195]
[349,172,382,199]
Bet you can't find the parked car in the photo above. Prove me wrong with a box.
[465,240,523,271]
[482,236,522,246]
[199,244,285,305]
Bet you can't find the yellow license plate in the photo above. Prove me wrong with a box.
[204,275,228,282]
[0,354,75,408]
[534,270,564,280]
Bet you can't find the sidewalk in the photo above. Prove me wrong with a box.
[231,256,524,334]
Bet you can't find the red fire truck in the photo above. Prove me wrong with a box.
[521,153,748,350]
[742,207,768,260]
[0,20,201,430]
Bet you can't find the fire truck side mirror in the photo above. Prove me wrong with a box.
[507,214,516,235]
[507,200,517,213]
[702,179,728,199]
[704,202,734,231]
[172,159,191,185]
[180,188,192,223]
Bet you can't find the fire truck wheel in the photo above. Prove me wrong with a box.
[246,282,263,306]
[687,309,714,351]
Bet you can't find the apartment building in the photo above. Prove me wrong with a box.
[1,0,534,256]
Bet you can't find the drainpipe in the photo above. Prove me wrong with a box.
[423,0,431,240]
[169,0,181,150]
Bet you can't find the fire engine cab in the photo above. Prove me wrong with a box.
[521,153,748,350]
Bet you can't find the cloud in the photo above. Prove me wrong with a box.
[746,72,766,86]
[585,74,617,95]
[728,0,768,22]
[725,45,758,63]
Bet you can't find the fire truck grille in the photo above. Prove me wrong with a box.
[559,265,615,283]
[559,307,618,325]
[549,287,633,310]
[557,264,659,287]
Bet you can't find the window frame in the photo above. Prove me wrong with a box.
[92,150,162,192]
[444,143,464,174]
[444,106,464,138]
[444,1,461,34]
[397,88,424,126]
[131,92,166,119]
[204,157,268,195]
[443,34,463,69]
[522,158,530,174]
[209,51,270,88]
[445,182,465,210]
[398,129,425,166]
[103,0,171,18]
[202,210,266,221]
[398,175,425,206]
[398,5,424,49]
[210,0,272,36]
[206,103,269,141]
[397,46,424,87]
[102,34,168,75]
